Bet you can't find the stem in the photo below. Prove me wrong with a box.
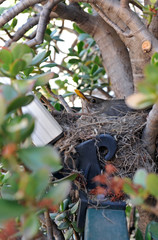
[44,210,53,240]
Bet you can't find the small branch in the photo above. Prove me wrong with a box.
[45,84,74,113]
[3,28,12,39]
[130,0,143,11]
[96,87,113,99]
[27,0,63,47]
[0,0,44,28]
[40,94,55,111]
[5,15,39,47]
[44,210,53,240]
[0,0,6,4]
[128,206,136,235]
[91,3,133,38]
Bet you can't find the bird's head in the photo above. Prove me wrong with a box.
[75,89,106,114]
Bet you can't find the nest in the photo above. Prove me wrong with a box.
[53,110,156,179]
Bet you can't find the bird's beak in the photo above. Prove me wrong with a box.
[75,89,90,102]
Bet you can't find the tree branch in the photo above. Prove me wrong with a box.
[91,3,133,37]
[0,0,43,27]
[5,15,39,47]
[142,103,158,158]
[0,0,6,4]
[27,0,63,47]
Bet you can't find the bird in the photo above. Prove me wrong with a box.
[75,89,134,117]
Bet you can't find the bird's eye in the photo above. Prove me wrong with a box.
[91,98,96,103]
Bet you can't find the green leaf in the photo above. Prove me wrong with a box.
[1,173,20,200]
[50,212,58,220]
[73,74,79,84]
[41,63,57,68]
[133,169,148,188]
[77,41,84,54]
[50,29,57,38]
[18,146,62,172]
[0,199,27,221]
[31,51,47,65]
[71,221,83,233]
[145,221,158,240]
[55,212,67,221]
[90,64,98,75]
[151,52,158,66]
[54,102,61,111]
[1,84,18,101]
[45,181,71,204]
[2,114,34,143]
[58,221,70,230]
[68,58,81,64]
[70,201,79,214]
[126,92,155,110]
[78,33,90,41]
[94,55,101,65]
[93,67,104,76]
[144,65,158,85]
[51,36,64,41]
[146,173,158,197]
[1,184,18,200]
[13,79,36,94]
[10,43,32,60]
[123,179,135,195]
[136,228,144,240]
[10,59,27,77]
[64,228,73,240]
[23,66,34,76]
[11,18,17,28]
[34,72,55,87]
[7,94,34,113]
[22,215,39,240]
[73,23,85,34]
[25,169,49,200]
[52,173,78,184]
[0,48,13,65]
[55,79,68,88]
[62,199,69,211]
[21,53,33,66]
[0,94,6,124]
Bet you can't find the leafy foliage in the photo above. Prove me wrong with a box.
[0,43,71,239]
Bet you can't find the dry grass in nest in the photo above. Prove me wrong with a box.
[53,111,156,178]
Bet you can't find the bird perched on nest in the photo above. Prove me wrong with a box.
[75,89,134,117]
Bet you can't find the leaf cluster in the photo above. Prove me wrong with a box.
[0,43,71,239]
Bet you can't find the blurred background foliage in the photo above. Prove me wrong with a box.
[0,1,109,112]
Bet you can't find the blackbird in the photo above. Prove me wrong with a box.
[75,89,134,117]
